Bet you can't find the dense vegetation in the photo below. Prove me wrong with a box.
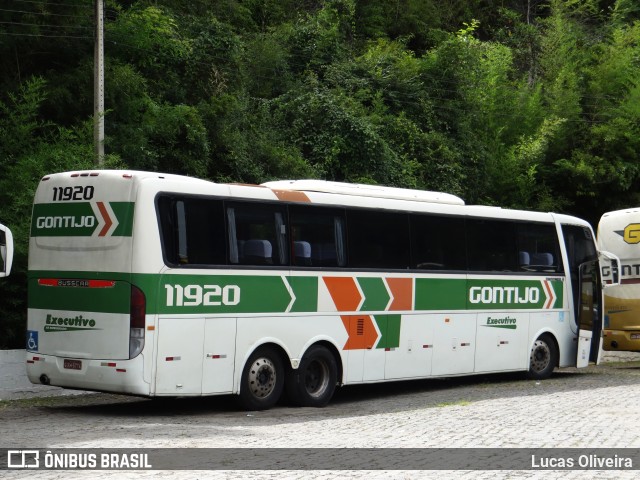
[1,0,640,347]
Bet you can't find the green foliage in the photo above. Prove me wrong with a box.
[354,0,446,52]
[3,0,640,344]
[0,78,50,167]
[182,15,243,100]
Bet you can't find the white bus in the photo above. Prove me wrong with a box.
[0,222,13,278]
[27,171,612,409]
[598,208,640,351]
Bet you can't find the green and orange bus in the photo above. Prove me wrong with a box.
[26,171,614,409]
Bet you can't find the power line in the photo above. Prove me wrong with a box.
[0,20,92,29]
[0,7,91,18]
[0,31,91,39]
[9,0,93,9]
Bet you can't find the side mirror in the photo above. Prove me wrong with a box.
[0,223,13,278]
[599,250,620,287]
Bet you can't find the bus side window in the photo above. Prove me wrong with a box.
[347,209,409,269]
[289,205,346,268]
[516,223,562,273]
[227,203,289,267]
[467,219,518,272]
[410,214,466,271]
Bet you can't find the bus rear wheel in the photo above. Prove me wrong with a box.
[238,346,284,411]
[287,345,337,407]
[527,334,558,380]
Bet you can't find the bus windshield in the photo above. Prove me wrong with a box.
[0,223,13,278]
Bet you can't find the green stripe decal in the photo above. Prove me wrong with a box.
[551,279,564,309]
[415,278,468,310]
[110,202,135,236]
[288,276,318,313]
[466,279,563,310]
[374,314,401,349]
[151,274,293,314]
[29,270,565,315]
[358,277,390,311]
[31,202,134,237]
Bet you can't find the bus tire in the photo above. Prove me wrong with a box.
[238,346,284,411]
[527,334,558,380]
[286,345,337,407]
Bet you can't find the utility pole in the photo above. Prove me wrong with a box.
[94,0,105,166]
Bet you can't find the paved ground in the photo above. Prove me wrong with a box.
[0,350,90,401]
[3,349,640,479]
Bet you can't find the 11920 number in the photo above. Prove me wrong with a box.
[53,186,95,201]
[165,284,241,307]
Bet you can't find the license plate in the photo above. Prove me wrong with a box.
[631,333,640,340]
[63,359,82,370]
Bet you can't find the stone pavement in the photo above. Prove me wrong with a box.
[0,349,90,401]
[3,349,640,479]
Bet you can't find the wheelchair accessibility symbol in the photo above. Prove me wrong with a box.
[27,330,38,351]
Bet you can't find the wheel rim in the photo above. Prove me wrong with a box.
[304,359,330,399]
[248,357,277,399]
[530,339,551,373]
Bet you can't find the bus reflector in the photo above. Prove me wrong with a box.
[129,286,146,359]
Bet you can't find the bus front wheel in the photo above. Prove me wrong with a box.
[286,345,337,407]
[238,346,284,411]
[527,334,558,380]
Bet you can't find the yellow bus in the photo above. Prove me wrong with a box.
[598,208,640,351]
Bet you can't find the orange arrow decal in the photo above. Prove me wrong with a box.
[323,277,362,312]
[341,315,379,350]
[96,202,113,237]
[386,278,413,311]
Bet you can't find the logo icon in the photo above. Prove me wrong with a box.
[616,224,640,244]
[7,450,40,469]
[26,330,38,351]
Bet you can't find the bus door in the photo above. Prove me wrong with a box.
[578,260,603,364]
[561,225,602,366]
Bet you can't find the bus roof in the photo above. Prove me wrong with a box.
[262,180,465,206]
[597,207,640,255]
[36,171,591,227]
[600,207,640,220]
